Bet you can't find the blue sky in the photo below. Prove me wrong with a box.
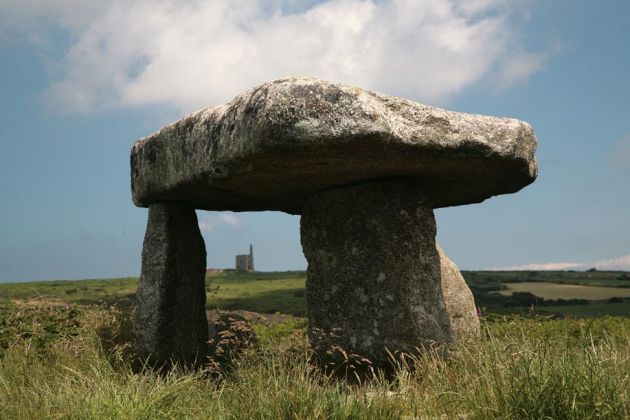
[0,0,629,282]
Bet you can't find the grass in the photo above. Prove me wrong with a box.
[539,302,630,317]
[2,271,628,417]
[0,271,307,315]
[207,272,305,316]
[0,302,628,419]
[0,277,138,306]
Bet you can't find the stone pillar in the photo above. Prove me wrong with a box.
[135,202,208,368]
[300,180,454,365]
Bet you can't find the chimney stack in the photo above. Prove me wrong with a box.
[249,244,254,271]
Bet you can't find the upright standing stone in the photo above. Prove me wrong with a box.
[135,202,208,367]
[301,180,453,365]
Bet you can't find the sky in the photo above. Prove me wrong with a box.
[0,0,629,282]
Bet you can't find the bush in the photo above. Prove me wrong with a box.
[206,312,258,376]
[309,327,375,378]
[504,291,542,307]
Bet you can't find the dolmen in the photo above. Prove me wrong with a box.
[131,77,538,367]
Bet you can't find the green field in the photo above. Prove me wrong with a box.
[497,281,630,300]
[462,269,630,317]
[463,269,630,287]
[0,277,138,306]
[1,269,629,318]
[0,271,308,315]
[207,271,306,315]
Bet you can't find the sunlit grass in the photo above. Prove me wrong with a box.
[1,303,628,419]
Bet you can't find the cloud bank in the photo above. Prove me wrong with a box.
[591,254,630,271]
[2,0,547,113]
[497,254,630,271]
[497,262,587,271]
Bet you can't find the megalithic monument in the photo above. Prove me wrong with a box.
[130,77,537,367]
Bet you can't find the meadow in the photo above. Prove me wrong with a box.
[2,269,628,317]
[497,282,630,300]
[1,270,629,418]
[461,269,630,317]
[0,301,628,419]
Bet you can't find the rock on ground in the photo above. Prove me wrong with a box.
[438,244,480,339]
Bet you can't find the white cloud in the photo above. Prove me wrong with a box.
[592,255,630,271]
[494,37,562,90]
[495,254,630,271]
[495,50,548,89]
[1,0,550,113]
[198,212,241,233]
[495,262,586,271]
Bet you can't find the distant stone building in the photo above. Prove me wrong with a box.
[235,255,249,271]
[235,244,255,271]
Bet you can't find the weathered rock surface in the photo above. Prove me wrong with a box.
[134,202,208,367]
[438,244,480,339]
[300,180,453,365]
[131,77,537,214]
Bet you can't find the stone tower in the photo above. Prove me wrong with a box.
[235,244,254,271]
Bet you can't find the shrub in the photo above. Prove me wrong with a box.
[206,312,258,376]
[0,301,82,356]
